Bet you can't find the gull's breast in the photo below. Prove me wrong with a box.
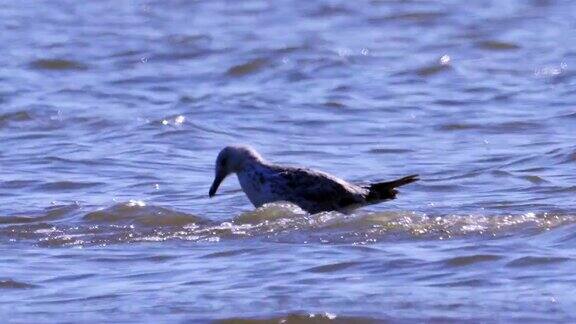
[236,167,276,207]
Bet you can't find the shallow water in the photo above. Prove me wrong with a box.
[1,0,576,322]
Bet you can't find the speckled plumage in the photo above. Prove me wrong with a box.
[209,146,418,214]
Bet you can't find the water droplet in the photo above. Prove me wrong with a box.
[361,48,369,56]
[338,48,351,57]
[174,115,185,125]
[440,54,451,65]
[127,200,146,207]
[161,119,169,125]
[535,62,566,77]
[141,57,148,63]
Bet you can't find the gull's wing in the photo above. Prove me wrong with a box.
[269,167,367,213]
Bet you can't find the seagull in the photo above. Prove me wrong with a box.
[209,145,419,214]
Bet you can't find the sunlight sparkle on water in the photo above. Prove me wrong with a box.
[174,115,185,125]
[440,54,451,65]
[127,200,146,207]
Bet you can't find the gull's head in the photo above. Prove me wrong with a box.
[209,145,264,197]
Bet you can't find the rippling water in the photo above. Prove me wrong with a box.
[1,0,576,322]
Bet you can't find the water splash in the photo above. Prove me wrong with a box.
[1,202,574,247]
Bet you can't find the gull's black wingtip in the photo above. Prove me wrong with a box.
[403,174,420,183]
[387,174,419,188]
[366,174,420,201]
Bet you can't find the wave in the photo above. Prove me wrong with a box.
[0,201,574,247]
[215,313,372,324]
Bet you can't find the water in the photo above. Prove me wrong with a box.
[1,0,576,322]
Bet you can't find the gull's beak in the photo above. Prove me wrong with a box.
[209,171,226,197]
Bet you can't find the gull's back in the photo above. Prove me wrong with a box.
[239,162,368,214]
